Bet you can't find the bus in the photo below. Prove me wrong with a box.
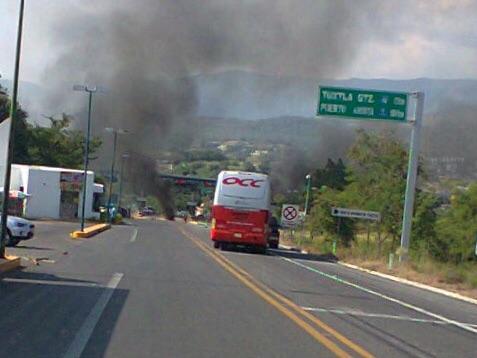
[210,171,271,253]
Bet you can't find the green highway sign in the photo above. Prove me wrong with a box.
[318,86,408,121]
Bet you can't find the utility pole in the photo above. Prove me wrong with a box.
[1,0,25,258]
[73,84,101,231]
[399,92,425,261]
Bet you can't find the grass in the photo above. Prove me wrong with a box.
[280,227,477,299]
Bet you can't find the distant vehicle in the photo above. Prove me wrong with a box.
[211,171,271,254]
[268,216,280,249]
[175,210,188,218]
[118,207,130,218]
[138,206,155,217]
[0,215,35,247]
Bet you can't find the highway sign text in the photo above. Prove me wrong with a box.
[318,86,408,122]
[331,207,381,221]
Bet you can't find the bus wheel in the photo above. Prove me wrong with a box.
[213,241,220,249]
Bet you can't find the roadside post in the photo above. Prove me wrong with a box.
[474,234,477,257]
[281,204,299,241]
[388,253,395,270]
[318,86,424,261]
[0,0,25,258]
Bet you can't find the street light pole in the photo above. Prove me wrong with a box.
[73,85,100,231]
[107,130,118,222]
[1,0,25,258]
[304,174,312,216]
[105,128,128,223]
[118,153,129,209]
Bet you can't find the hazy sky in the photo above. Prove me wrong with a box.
[1,0,476,83]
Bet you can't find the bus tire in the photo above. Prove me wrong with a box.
[213,241,220,249]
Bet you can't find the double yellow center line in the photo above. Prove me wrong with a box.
[178,226,374,358]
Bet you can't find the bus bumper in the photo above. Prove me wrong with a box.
[210,229,267,247]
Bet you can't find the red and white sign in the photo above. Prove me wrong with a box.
[281,204,299,227]
[222,177,264,188]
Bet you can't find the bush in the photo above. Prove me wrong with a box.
[112,213,123,224]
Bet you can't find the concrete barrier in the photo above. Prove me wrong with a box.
[70,223,111,239]
[0,255,21,273]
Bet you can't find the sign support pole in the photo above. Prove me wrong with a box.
[399,92,424,261]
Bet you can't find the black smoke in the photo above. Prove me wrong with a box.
[37,0,402,210]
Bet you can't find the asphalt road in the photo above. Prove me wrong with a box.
[0,218,476,357]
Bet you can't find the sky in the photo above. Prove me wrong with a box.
[1,0,477,84]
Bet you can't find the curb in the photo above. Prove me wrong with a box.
[339,262,477,306]
[70,223,111,239]
[0,255,21,273]
[279,244,308,254]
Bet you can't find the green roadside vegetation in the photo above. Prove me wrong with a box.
[282,130,477,296]
[3,83,476,294]
[1,84,102,168]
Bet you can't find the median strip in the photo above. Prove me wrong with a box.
[70,223,111,239]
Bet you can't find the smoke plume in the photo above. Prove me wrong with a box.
[37,0,400,209]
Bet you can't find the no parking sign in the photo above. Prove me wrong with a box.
[281,204,299,227]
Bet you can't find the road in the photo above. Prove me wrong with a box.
[0,219,476,357]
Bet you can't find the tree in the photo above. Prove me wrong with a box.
[344,129,408,249]
[411,191,439,257]
[242,161,256,172]
[1,85,36,164]
[313,158,347,190]
[434,184,477,263]
[2,86,101,169]
[306,187,354,246]
[0,84,9,120]
[15,114,102,169]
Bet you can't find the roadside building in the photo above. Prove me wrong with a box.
[8,164,103,220]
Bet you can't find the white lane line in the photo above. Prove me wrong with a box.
[301,307,477,327]
[63,272,123,358]
[130,228,138,242]
[280,256,477,334]
[2,278,99,288]
[340,262,477,306]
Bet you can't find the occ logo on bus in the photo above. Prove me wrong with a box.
[223,177,264,188]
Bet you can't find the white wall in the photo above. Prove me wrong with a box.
[79,172,97,220]
[10,165,24,190]
[25,169,61,219]
[10,165,98,220]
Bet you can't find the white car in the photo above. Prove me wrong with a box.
[3,215,35,247]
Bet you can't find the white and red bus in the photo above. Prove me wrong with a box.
[210,171,271,252]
